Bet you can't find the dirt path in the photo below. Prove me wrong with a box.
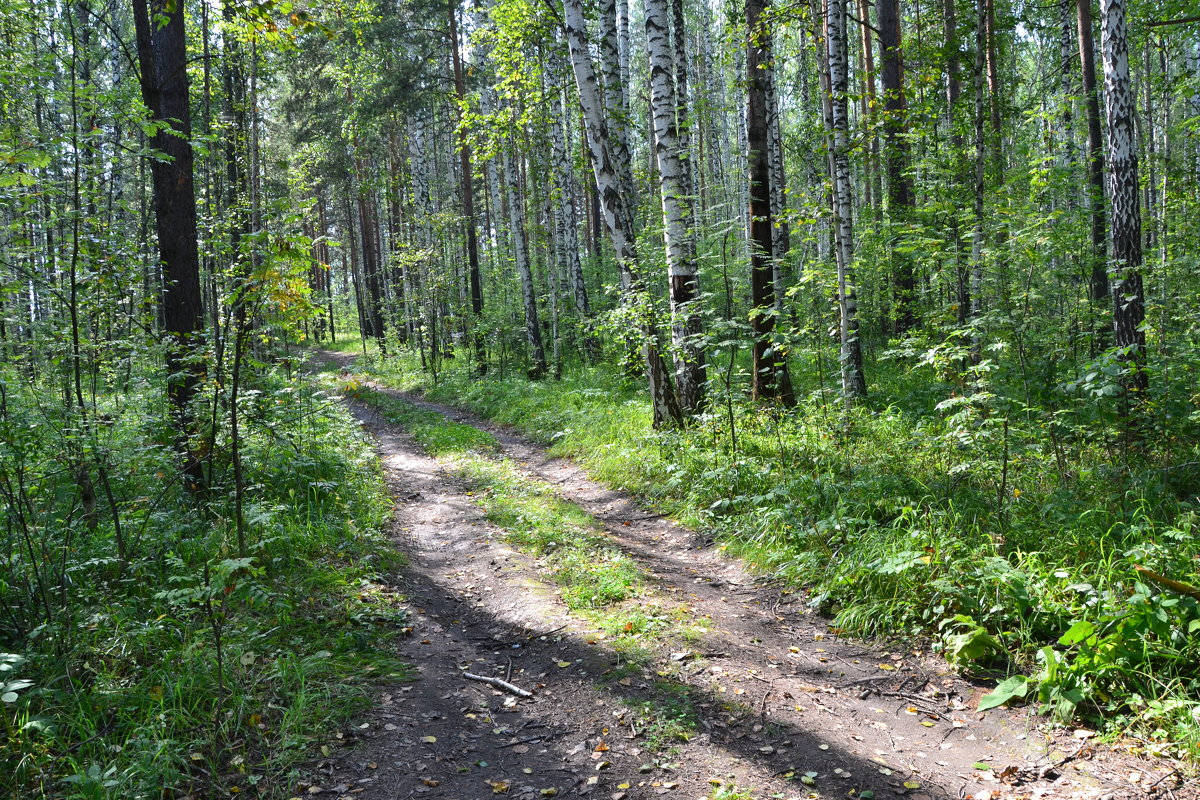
[302,358,1193,800]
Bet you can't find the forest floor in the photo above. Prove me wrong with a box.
[299,351,1197,800]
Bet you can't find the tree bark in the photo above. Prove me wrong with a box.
[131,0,206,487]
[1099,0,1147,397]
[878,0,916,332]
[747,0,795,405]
[449,1,486,373]
[943,0,969,324]
[824,0,866,406]
[646,0,706,415]
[547,57,596,358]
[563,0,683,426]
[503,143,548,379]
[1076,0,1109,303]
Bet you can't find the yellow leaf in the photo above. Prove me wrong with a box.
[903,780,921,789]
[486,779,510,793]
[877,664,895,671]
[422,735,437,743]
[556,661,572,668]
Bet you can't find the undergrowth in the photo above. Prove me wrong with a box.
[1,361,412,798]
[334,341,1200,757]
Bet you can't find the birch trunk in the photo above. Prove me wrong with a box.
[646,0,706,415]
[547,59,595,358]
[600,0,636,218]
[563,0,683,427]
[502,143,548,379]
[825,0,866,405]
[1099,0,1148,397]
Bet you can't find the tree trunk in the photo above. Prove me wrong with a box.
[970,0,986,341]
[1099,0,1147,397]
[563,0,683,427]
[747,0,795,405]
[1076,0,1109,303]
[131,0,206,488]
[943,0,969,324]
[503,143,548,379]
[646,0,706,415]
[878,0,916,332]
[548,57,597,358]
[825,0,866,406]
[449,1,486,373]
[600,0,636,221]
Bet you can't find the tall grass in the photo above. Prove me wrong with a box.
[1,362,412,798]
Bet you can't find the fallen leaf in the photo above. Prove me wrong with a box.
[594,741,609,752]
[421,736,437,743]
[556,661,572,668]
[421,779,440,787]
[485,779,510,794]
[903,780,922,789]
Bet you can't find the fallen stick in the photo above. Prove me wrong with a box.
[1134,565,1200,601]
[463,672,534,698]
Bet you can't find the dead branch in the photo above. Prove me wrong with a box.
[463,672,534,698]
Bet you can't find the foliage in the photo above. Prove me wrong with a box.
[1,363,411,798]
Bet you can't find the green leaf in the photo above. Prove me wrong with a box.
[1058,620,1095,647]
[978,675,1030,711]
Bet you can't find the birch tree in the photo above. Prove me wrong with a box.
[563,0,683,426]
[646,0,706,415]
[1099,0,1147,397]
[824,0,866,405]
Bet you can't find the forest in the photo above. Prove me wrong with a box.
[2,0,1200,795]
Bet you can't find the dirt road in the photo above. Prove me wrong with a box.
[300,360,1193,800]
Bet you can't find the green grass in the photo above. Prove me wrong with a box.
[1,364,414,798]
[335,337,1200,756]
[623,681,700,753]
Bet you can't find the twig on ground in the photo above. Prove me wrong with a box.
[463,672,534,698]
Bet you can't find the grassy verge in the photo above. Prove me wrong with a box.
[329,341,1200,757]
[2,362,413,798]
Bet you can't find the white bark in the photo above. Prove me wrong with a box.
[1100,0,1147,392]
[826,0,866,404]
[547,59,590,321]
[503,141,548,378]
[646,0,705,415]
[563,0,682,426]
